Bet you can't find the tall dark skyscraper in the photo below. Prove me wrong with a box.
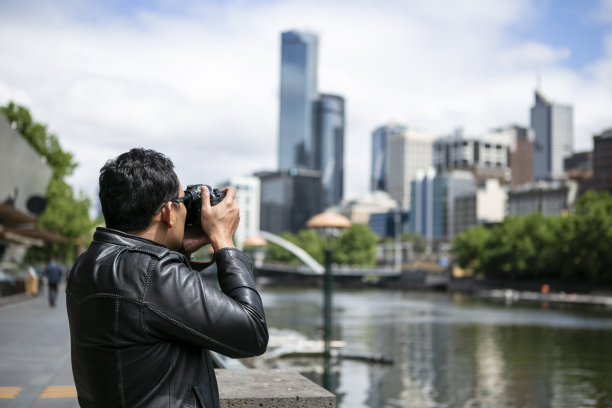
[314,94,344,207]
[256,169,323,234]
[278,31,319,170]
[277,30,345,208]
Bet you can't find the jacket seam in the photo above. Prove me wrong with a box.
[140,258,157,340]
[113,299,126,408]
[66,290,142,305]
[145,303,253,358]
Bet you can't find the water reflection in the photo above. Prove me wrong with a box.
[260,288,612,408]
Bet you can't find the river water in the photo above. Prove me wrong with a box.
[259,287,612,408]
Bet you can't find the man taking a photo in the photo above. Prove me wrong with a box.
[66,148,268,408]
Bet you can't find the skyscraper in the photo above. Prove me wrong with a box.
[256,168,323,234]
[530,90,574,180]
[387,126,433,210]
[278,31,319,170]
[277,30,345,208]
[410,169,475,242]
[370,124,398,191]
[314,94,344,207]
[372,124,433,209]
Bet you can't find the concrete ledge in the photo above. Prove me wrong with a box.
[216,369,335,408]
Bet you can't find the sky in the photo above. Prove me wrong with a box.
[1,0,611,204]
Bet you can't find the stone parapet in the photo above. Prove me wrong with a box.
[216,369,335,408]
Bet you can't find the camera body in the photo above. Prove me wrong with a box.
[184,184,226,227]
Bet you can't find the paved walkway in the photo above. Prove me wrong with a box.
[0,286,78,407]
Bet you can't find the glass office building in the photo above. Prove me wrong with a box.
[314,94,345,208]
[530,90,573,180]
[371,124,405,192]
[256,169,323,234]
[410,169,475,242]
[278,31,319,170]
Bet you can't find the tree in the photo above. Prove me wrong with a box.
[571,191,612,283]
[333,224,378,266]
[451,191,612,284]
[265,232,303,265]
[1,101,95,264]
[401,232,427,254]
[296,228,324,264]
[451,225,490,275]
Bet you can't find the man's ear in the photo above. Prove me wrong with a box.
[159,203,174,228]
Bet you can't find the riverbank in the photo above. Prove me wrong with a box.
[475,288,612,307]
[255,270,612,307]
[449,277,612,306]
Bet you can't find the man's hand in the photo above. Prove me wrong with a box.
[200,185,239,252]
[181,225,210,255]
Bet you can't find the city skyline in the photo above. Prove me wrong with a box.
[0,0,611,204]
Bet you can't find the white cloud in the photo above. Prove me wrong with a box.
[596,0,612,22]
[1,0,611,204]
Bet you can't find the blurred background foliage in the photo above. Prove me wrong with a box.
[452,191,612,283]
[1,102,97,265]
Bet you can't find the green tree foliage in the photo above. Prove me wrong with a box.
[571,191,612,282]
[265,232,304,265]
[452,191,612,284]
[296,229,324,264]
[1,102,95,264]
[264,223,378,267]
[452,225,490,275]
[401,232,427,254]
[333,224,378,266]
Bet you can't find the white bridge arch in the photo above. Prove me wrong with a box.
[257,230,324,275]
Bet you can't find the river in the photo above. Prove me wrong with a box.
[258,287,612,408]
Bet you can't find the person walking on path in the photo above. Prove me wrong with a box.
[44,259,62,307]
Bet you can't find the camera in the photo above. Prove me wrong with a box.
[184,184,226,227]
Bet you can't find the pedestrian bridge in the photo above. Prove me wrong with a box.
[257,230,324,274]
[255,230,401,278]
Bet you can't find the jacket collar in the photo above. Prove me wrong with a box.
[93,227,167,249]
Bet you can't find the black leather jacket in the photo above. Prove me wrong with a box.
[66,227,268,408]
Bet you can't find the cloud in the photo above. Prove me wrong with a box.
[596,0,612,22]
[1,0,611,203]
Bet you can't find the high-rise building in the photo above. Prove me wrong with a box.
[387,125,433,210]
[370,124,403,191]
[218,176,260,249]
[564,151,593,183]
[256,168,323,234]
[581,128,612,194]
[410,169,475,242]
[433,127,512,184]
[592,128,612,193]
[530,90,574,180]
[504,125,534,187]
[454,178,507,236]
[277,31,345,209]
[314,94,345,207]
[432,171,476,241]
[371,124,432,209]
[278,31,319,170]
[410,169,435,242]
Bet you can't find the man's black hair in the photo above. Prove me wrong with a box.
[99,148,179,232]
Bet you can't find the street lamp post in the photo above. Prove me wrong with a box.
[306,212,351,392]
